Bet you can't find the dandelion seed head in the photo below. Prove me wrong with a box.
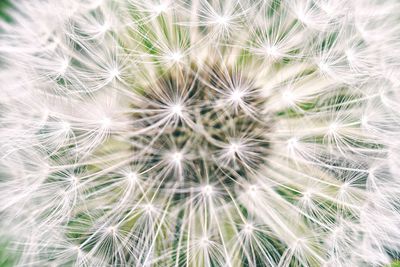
[1,0,400,266]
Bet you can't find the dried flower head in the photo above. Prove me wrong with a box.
[1,0,400,266]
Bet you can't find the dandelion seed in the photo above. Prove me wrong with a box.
[151,2,169,16]
[282,90,296,106]
[165,50,183,64]
[328,122,339,136]
[60,121,70,132]
[361,115,369,127]
[98,22,109,33]
[287,137,298,148]
[201,185,213,196]
[57,58,70,76]
[100,117,112,129]
[107,226,116,234]
[127,172,137,182]
[264,44,281,60]
[229,89,244,104]
[200,235,210,248]
[144,203,155,214]
[214,15,229,26]
[108,67,120,81]
[247,184,258,198]
[228,141,240,156]
[171,151,183,164]
[242,222,254,234]
[169,103,183,117]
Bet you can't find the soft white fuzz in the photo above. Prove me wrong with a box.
[1,0,400,266]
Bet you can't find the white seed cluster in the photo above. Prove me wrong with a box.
[0,0,400,266]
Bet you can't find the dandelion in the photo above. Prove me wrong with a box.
[0,0,400,266]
